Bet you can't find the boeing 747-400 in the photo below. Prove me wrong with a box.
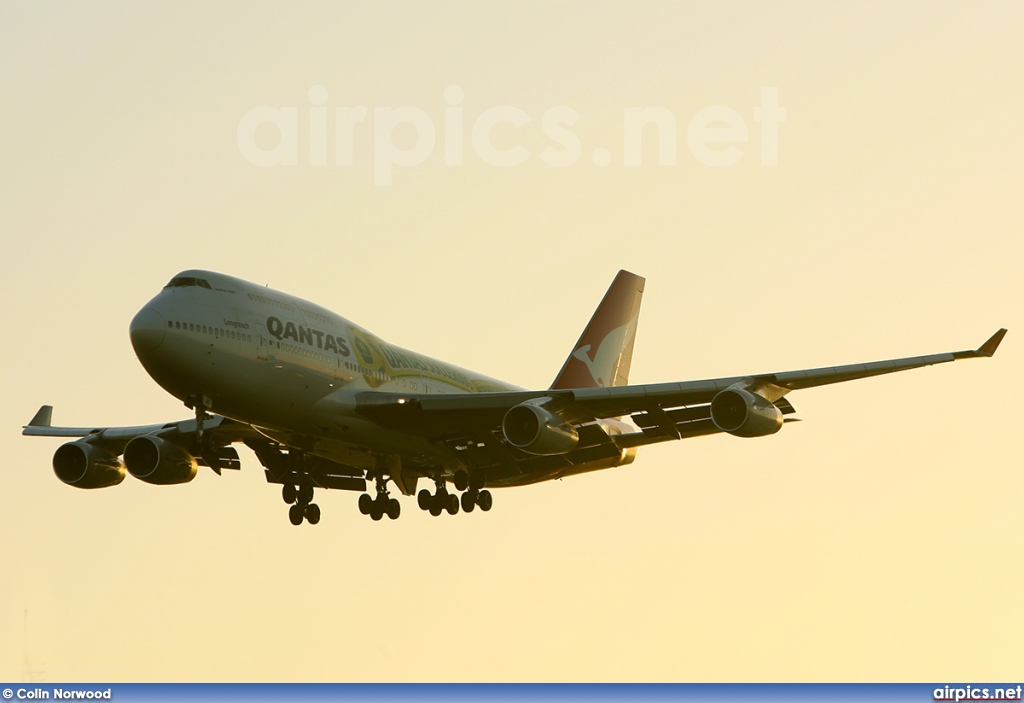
[23,270,1006,525]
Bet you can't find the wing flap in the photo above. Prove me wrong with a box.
[615,418,722,448]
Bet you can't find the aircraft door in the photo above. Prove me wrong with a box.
[254,323,269,361]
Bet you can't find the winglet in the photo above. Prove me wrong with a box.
[952,329,1007,360]
[976,328,1007,357]
[26,405,53,428]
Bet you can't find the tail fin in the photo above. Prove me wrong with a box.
[550,270,645,390]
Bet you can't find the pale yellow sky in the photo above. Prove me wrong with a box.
[2,0,1022,681]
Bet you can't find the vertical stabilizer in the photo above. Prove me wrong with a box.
[550,270,645,390]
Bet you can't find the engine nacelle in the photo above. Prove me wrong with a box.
[52,441,126,489]
[710,388,784,438]
[123,436,197,485]
[502,402,579,455]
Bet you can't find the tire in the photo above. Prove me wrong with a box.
[387,498,401,520]
[478,490,493,512]
[418,489,432,510]
[453,470,469,492]
[428,495,443,517]
[371,505,384,521]
[461,491,476,513]
[358,493,373,515]
[288,504,304,525]
[299,484,314,505]
[305,503,321,525]
[446,493,460,515]
[469,472,486,491]
[282,484,297,504]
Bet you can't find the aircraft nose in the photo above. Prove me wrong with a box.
[130,307,166,353]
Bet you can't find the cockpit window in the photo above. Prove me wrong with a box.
[164,276,212,290]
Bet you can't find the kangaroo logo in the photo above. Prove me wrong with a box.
[549,269,645,391]
[572,322,633,387]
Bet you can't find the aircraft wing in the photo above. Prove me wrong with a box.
[22,405,258,444]
[355,328,1007,447]
[23,406,367,488]
[22,406,261,473]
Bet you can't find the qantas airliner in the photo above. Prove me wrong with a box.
[24,270,1006,525]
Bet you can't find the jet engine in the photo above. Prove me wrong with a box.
[502,402,579,455]
[123,436,197,485]
[52,441,126,489]
[710,388,784,438]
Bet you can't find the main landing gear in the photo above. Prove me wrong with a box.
[417,480,458,516]
[358,470,401,521]
[282,482,321,525]
[417,471,492,517]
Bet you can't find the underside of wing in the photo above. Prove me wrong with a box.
[25,406,253,484]
[353,329,1005,483]
[24,404,369,497]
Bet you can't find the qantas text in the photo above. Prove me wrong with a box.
[266,316,351,356]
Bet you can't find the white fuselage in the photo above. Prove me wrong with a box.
[129,270,519,474]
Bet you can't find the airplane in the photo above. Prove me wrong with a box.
[23,269,1006,526]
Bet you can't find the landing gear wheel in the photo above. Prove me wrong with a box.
[453,470,469,492]
[282,484,297,504]
[305,503,321,525]
[478,490,493,512]
[446,493,460,515]
[298,484,314,504]
[288,504,304,525]
[428,494,444,517]
[461,491,476,513]
[418,489,432,511]
[387,498,401,520]
[469,471,486,491]
[370,503,384,521]
[358,493,373,515]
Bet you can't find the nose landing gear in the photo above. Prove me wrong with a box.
[185,394,214,443]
